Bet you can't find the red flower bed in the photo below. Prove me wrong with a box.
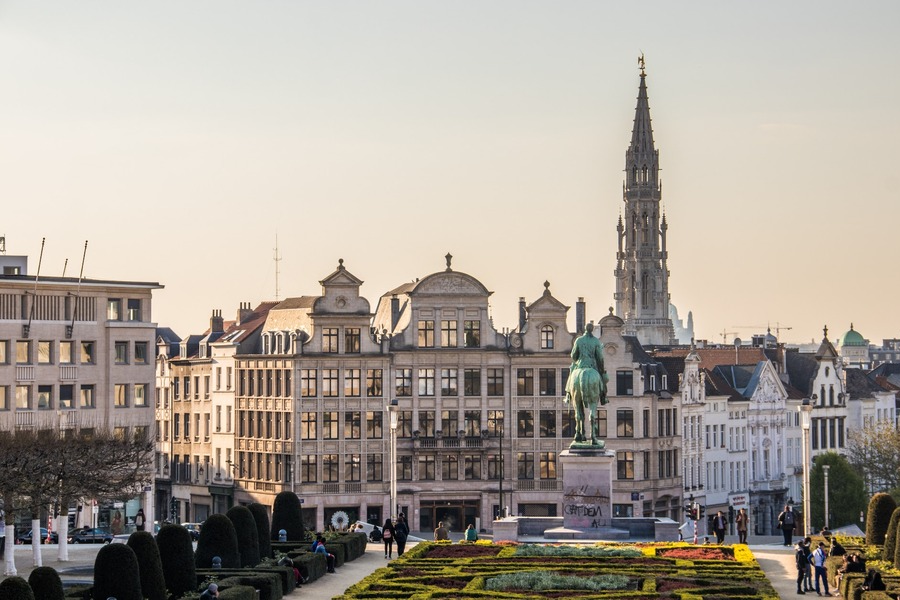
[657,547,735,561]
[423,545,504,559]
[656,578,701,593]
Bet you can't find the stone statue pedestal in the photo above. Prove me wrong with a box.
[544,448,628,540]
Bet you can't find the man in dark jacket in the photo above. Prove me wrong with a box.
[778,505,796,547]
[395,513,410,556]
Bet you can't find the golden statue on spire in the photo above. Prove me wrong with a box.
[638,53,646,74]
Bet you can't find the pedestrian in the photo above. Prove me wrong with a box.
[712,510,727,544]
[465,524,478,542]
[394,513,409,557]
[777,504,796,547]
[134,509,146,532]
[812,541,829,596]
[735,508,748,544]
[795,541,810,595]
[802,538,814,592]
[433,521,449,541]
[381,518,396,559]
[199,583,219,599]
[0,505,6,560]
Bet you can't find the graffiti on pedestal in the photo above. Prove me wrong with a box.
[563,484,611,529]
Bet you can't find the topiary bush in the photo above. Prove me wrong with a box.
[196,513,240,569]
[156,522,197,598]
[93,543,142,600]
[866,492,898,546]
[884,507,900,562]
[0,576,36,600]
[126,531,167,600]
[226,505,261,567]
[27,566,64,600]
[248,503,272,559]
[270,491,304,541]
[895,522,900,569]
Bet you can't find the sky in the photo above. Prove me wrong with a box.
[2,1,898,346]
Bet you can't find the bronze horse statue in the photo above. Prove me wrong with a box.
[564,322,609,446]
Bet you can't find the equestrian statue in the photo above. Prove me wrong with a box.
[564,322,609,447]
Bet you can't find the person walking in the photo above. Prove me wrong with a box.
[795,541,810,595]
[465,524,478,542]
[134,508,146,531]
[433,521,449,541]
[394,513,409,557]
[381,518,396,559]
[778,504,797,547]
[735,508,748,544]
[812,541,830,596]
[712,511,727,544]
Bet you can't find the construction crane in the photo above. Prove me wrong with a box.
[720,329,738,344]
[732,322,793,339]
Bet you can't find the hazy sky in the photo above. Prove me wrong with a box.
[2,1,898,346]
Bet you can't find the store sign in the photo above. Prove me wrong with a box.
[728,494,749,510]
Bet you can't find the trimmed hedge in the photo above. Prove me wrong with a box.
[0,576,36,600]
[271,491,304,541]
[127,530,167,600]
[289,551,327,583]
[866,493,897,546]
[248,502,273,559]
[226,505,261,567]
[216,573,282,600]
[219,585,259,600]
[196,513,241,569]
[157,523,197,597]
[884,506,900,562]
[196,566,294,595]
[27,566,65,600]
[93,543,142,600]
[324,542,347,568]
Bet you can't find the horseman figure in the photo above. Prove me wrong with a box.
[564,322,609,446]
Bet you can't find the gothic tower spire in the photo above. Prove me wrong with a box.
[614,57,676,346]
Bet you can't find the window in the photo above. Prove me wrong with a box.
[617,409,634,437]
[322,454,339,482]
[617,370,634,395]
[487,454,503,479]
[464,454,482,480]
[322,328,339,353]
[441,368,457,396]
[345,368,361,397]
[184,376,191,399]
[540,325,554,349]
[487,368,504,396]
[398,455,413,481]
[539,452,557,479]
[441,410,458,436]
[464,320,480,347]
[395,368,412,396]
[516,369,534,395]
[135,384,148,407]
[441,320,457,347]
[464,410,481,436]
[539,410,556,437]
[226,367,232,390]
[16,340,30,364]
[518,410,534,437]
[0,386,8,410]
[130,341,147,365]
[561,411,574,438]
[0,341,7,364]
[80,385,95,408]
[37,385,52,409]
[344,411,361,439]
[366,369,383,397]
[345,454,361,482]
[597,409,607,438]
[300,369,317,397]
[184,412,191,438]
[517,452,534,479]
[301,455,317,483]
[323,411,339,439]
[366,411,383,439]
[487,410,503,437]
[442,455,458,480]
[539,369,556,396]
[417,320,434,348]
[38,341,52,364]
[419,410,436,437]
[193,375,200,399]
[463,368,481,396]
[216,368,222,391]
[15,385,30,409]
[418,368,435,396]
[398,410,413,437]
[322,369,339,397]
[204,375,210,399]
[617,450,634,479]
[127,299,141,321]
[115,384,127,407]
[367,454,383,482]
[344,328,361,353]
[613,504,634,517]
[107,299,122,320]
[419,455,436,480]
[301,412,317,440]
[115,341,128,364]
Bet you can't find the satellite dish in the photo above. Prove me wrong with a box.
[733,338,742,348]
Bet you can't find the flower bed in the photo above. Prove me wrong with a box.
[333,542,779,599]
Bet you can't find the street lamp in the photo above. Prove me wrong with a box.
[799,397,813,537]
[386,399,399,520]
[823,464,830,531]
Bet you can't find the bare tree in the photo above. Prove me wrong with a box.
[846,422,900,494]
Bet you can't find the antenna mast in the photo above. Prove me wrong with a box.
[66,241,88,338]
[273,234,282,301]
[24,237,46,337]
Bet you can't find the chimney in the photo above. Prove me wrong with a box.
[237,302,252,325]
[518,297,526,331]
[210,309,224,333]
[390,295,400,331]
[576,297,586,334]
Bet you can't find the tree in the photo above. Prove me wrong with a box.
[810,452,867,530]
[226,505,260,567]
[92,543,142,600]
[846,422,900,494]
[248,503,272,560]
[195,514,240,569]
[866,492,897,546]
[156,524,196,598]
[883,507,900,563]
[271,491,305,541]
[126,531,167,600]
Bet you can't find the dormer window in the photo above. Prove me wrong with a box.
[261,334,270,355]
[275,333,283,354]
[540,325,554,349]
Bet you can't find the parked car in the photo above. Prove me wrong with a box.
[16,528,58,544]
[69,527,113,544]
[182,522,202,541]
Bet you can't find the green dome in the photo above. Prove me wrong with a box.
[839,324,866,347]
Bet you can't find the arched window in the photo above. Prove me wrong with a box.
[820,385,826,407]
[641,272,650,308]
[275,333,283,354]
[540,325,554,349]
[642,164,648,182]
[829,385,834,406]
[262,333,271,355]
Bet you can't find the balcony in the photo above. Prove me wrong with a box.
[412,435,490,450]
[516,480,561,492]
[59,366,77,381]
[16,366,34,382]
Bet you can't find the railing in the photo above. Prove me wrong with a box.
[516,480,561,492]
[323,483,341,494]
[16,366,34,381]
[414,436,487,449]
[15,411,35,427]
[59,366,77,380]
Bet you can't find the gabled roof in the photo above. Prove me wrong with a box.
[215,302,278,345]
[319,258,364,287]
[526,281,569,313]
[273,296,318,310]
[845,368,891,397]
[814,327,840,360]
[785,349,817,396]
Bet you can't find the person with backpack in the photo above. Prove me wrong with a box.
[795,541,811,594]
[394,513,409,556]
[812,541,830,596]
[778,504,796,547]
[381,517,396,559]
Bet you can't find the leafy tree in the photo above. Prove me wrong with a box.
[93,543,142,600]
[127,531,167,600]
[866,492,897,546]
[195,513,240,569]
[156,523,196,597]
[810,453,867,530]
[846,422,900,494]
[27,567,64,600]
[248,503,272,560]
[271,491,304,541]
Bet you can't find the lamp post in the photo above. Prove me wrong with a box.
[823,464,830,530]
[799,398,813,537]
[387,399,399,520]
